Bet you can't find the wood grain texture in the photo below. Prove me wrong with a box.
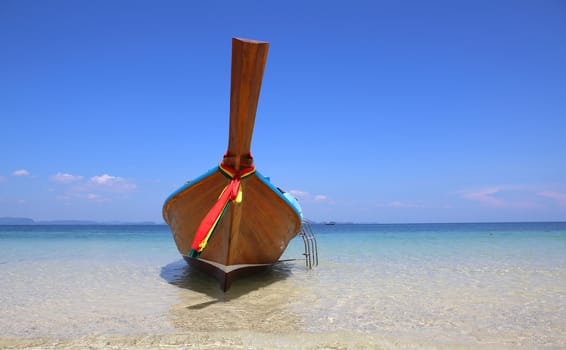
[163,173,301,266]
[224,38,269,171]
[162,37,300,289]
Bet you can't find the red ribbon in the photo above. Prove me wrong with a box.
[189,164,256,257]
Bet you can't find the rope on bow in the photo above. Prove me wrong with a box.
[188,163,256,258]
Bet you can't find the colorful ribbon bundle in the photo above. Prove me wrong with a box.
[188,163,256,258]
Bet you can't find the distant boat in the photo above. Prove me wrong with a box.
[324,221,336,225]
[162,38,303,291]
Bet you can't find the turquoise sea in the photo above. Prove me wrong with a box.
[1,223,565,349]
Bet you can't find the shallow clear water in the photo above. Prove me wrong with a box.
[1,223,565,349]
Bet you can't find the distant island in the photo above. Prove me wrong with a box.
[0,217,163,225]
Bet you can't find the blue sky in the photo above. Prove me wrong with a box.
[1,1,565,223]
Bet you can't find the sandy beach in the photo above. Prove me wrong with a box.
[0,332,474,350]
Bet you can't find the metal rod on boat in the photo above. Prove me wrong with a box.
[301,223,311,269]
[306,222,318,267]
[299,220,318,269]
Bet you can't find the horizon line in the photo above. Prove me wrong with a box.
[1,217,565,226]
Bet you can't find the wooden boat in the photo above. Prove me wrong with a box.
[162,38,303,291]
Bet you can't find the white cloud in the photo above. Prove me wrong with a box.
[538,191,566,207]
[50,172,84,184]
[56,190,115,203]
[289,189,330,202]
[86,193,108,202]
[90,174,117,185]
[461,186,506,207]
[289,189,309,198]
[460,185,538,209]
[12,169,30,176]
[89,174,136,192]
[51,172,136,204]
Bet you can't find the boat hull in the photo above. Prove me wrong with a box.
[183,256,272,291]
[163,168,302,289]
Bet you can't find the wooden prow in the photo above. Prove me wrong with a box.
[163,37,301,291]
[223,38,269,171]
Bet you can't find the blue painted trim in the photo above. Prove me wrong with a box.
[164,167,303,221]
[255,171,303,220]
[163,166,218,205]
